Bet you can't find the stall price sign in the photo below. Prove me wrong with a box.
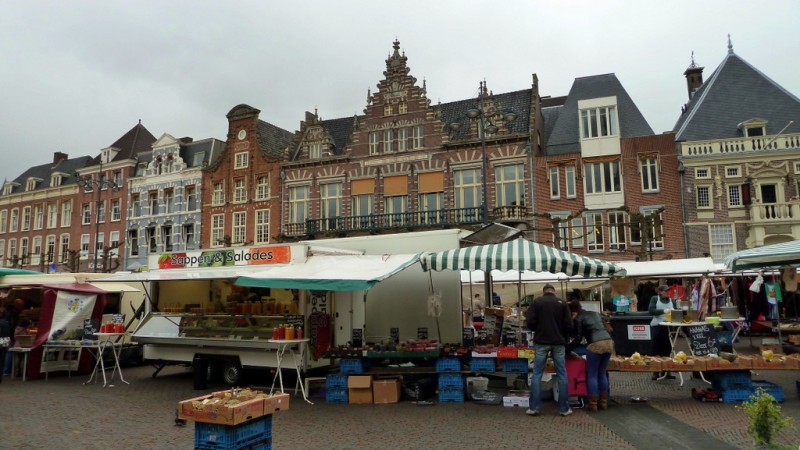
[83,319,99,340]
[390,327,400,345]
[417,327,428,340]
[111,314,125,324]
[502,329,518,346]
[687,324,719,356]
[462,327,475,347]
[351,328,364,348]
[286,314,304,328]
[476,328,489,344]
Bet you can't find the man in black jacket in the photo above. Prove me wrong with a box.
[525,284,574,417]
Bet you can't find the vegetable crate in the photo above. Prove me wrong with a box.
[325,388,348,404]
[751,380,784,403]
[469,357,497,373]
[195,415,272,450]
[438,373,464,390]
[438,388,465,404]
[720,387,754,405]
[435,357,461,373]
[711,371,752,391]
[326,374,348,389]
[339,359,366,374]
[502,359,529,373]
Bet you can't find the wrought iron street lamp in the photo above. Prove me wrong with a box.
[75,164,121,272]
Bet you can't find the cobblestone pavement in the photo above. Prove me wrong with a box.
[0,349,797,449]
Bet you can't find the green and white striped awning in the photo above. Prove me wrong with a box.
[722,239,800,272]
[420,237,626,278]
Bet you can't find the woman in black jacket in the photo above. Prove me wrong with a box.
[0,307,12,384]
[568,301,614,412]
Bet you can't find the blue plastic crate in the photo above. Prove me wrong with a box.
[712,371,752,391]
[469,358,496,373]
[195,416,272,450]
[438,373,464,389]
[326,387,349,404]
[438,388,465,404]
[752,380,784,403]
[435,357,461,373]
[340,359,366,374]
[716,330,734,345]
[502,358,529,373]
[326,374,348,389]
[721,387,755,405]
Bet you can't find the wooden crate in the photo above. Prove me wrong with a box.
[657,357,706,372]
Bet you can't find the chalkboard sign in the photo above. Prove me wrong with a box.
[462,327,475,347]
[390,327,400,345]
[476,328,489,344]
[286,314,304,328]
[502,329,518,346]
[83,319,99,340]
[417,327,428,340]
[111,314,125,324]
[351,328,363,348]
[687,324,719,356]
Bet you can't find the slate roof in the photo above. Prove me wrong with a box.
[183,138,225,168]
[673,50,800,141]
[88,122,157,165]
[437,89,532,141]
[321,116,357,155]
[543,73,654,155]
[257,120,294,159]
[3,155,94,195]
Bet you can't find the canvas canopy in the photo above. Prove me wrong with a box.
[616,257,719,278]
[421,237,625,278]
[235,253,421,291]
[0,268,41,276]
[722,239,800,273]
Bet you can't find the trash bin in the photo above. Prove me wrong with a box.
[609,312,653,357]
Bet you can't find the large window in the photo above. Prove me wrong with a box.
[580,106,618,138]
[165,190,175,213]
[111,200,121,221]
[47,203,57,228]
[0,210,7,233]
[31,236,42,265]
[571,217,584,248]
[397,128,409,152]
[82,204,92,225]
[320,183,342,223]
[384,196,408,226]
[709,224,735,262]
[182,224,195,248]
[642,208,665,250]
[640,157,659,192]
[369,132,380,155]
[696,186,712,209]
[255,210,270,244]
[162,225,172,251]
[0,239,5,266]
[453,168,482,220]
[97,201,106,223]
[233,179,247,203]
[10,208,18,232]
[549,167,560,199]
[80,234,90,260]
[149,192,158,215]
[34,205,44,230]
[584,160,621,194]
[95,232,104,259]
[128,230,138,257]
[565,166,576,198]
[608,211,627,251]
[288,185,309,224]
[186,186,198,211]
[59,234,70,263]
[61,201,72,227]
[22,206,31,231]
[585,213,604,252]
[412,126,424,149]
[232,212,246,245]
[8,239,16,259]
[309,143,321,160]
[255,176,269,201]
[212,182,225,205]
[210,215,224,248]
[550,213,569,250]
[728,185,743,207]
[234,152,248,169]
[383,130,394,153]
[496,164,524,206]
[131,194,140,218]
[109,231,119,258]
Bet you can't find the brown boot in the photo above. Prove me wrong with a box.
[587,395,598,412]
[598,392,608,410]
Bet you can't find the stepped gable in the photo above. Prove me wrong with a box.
[438,88,532,143]
[287,111,357,161]
[544,73,654,156]
[673,46,800,141]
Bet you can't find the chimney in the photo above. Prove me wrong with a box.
[179,137,193,144]
[683,52,704,100]
[53,151,68,165]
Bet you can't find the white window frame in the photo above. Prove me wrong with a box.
[642,208,665,250]
[186,186,198,211]
[127,230,139,257]
[397,128,409,151]
[412,126,424,149]
[696,185,712,209]
[97,201,106,223]
[550,213,569,250]
[0,239,4,266]
[0,210,6,233]
[164,190,175,214]
[640,157,659,193]
[571,217,584,248]
[255,176,269,201]
[255,209,270,244]
[383,130,394,153]
[728,184,743,208]
[320,183,342,221]
[34,205,44,230]
[82,203,92,225]
[309,143,321,160]
[233,179,247,203]
[47,203,58,229]
[80,234,90,260]
[96,232,104,258]
[10,208,18,232]
[585,212,604,252]
[109,231,120,258]
[369,132,380,155]
[608,211,627,251]
[549,167,560,199]
[31,236,42,265]
[211,214,224,248]
[580,106,618,139]
[288,185,310,224]
[453,168,482,220]
[725,166,741,178]
[212,182,225,205]
[695,167,711,179]
[565,166,576,199]
[111,199,121,221]
[709,223,736,262]
[495,164,524,207]
[22,206,31,231]
[232,211,246,245]
[59,234,70,263]
[584,160,622,194]
[234,151,249,169]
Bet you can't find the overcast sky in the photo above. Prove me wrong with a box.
[2,1,799,182]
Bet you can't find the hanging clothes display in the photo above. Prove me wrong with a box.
[764,277,782,320]
[697,277,713,320]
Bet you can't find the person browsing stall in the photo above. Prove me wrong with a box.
[649,284,677,380]
[525,284,574,417]
[568,301,614,412]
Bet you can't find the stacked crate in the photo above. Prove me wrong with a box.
[712,371,753,404]
[194,415,272,450]
[326,374,349,404]
[437,372,465,404]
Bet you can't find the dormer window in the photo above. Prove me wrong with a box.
[192,151,205,167]
[26,178,38,191]
[580,106,618,138]
[51,173,61,187]
[738,118,767,137]
[309,143,321,160]
[3,184,12,195]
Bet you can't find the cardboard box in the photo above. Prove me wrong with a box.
[502,394,529,408]
[263,393,290,414]
[700,355,753,371]
[178,394,266,425]
[749,355,788,370]
[372,377,402,404]
[611,356,661,372]
[348,375,373,404]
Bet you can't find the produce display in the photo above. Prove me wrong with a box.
[179,389,290,425]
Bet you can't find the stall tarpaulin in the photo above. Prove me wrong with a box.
[234,253,421,291]
[421,237,625,278]
[0,268,42,276]
[722,239,800,273]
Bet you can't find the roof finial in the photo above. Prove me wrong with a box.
[727,34,733,54]
[689,51,697,68]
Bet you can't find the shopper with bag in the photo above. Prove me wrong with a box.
[568,300,614,411]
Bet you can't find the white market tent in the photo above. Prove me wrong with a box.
[460,269,607,290]
[616,257,719,278]
[722,239,800,273]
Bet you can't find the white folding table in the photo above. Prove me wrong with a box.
[268,338,313,405]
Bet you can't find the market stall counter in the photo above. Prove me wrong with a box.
[608,312,654,357]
